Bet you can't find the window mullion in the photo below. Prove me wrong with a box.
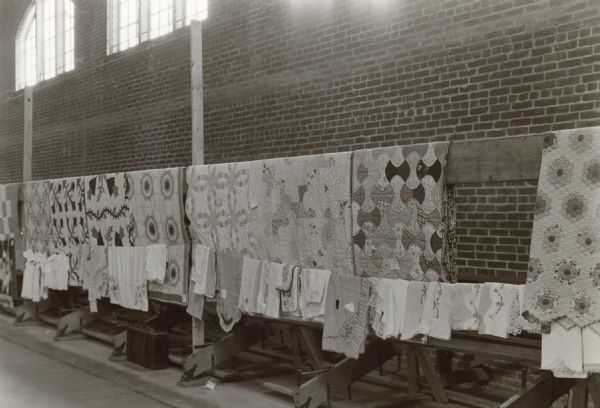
[55,0,65,74]
[35,0,44,82]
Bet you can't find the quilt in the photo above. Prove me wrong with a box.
[352,142,449,280]
[84,173,133,247]
[0,184,18,240]
[0,239,17,308]
[49,177,88,285]
[128,168,189,247]
[249,152,353,275]
[22,180,55,254]
[186,162,256,256]
[524,127,600,327]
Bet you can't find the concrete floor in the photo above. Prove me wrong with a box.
[0,313,462,408]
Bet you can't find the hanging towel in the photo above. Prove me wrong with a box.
[352,142,450,280]
[524,127,600,327]
[370,278,397,340]
[542,322,586,378]
[322,275,370,359]
[21,249,48,302]
[583,323,600,373]
[107,247,148,311]
[281,266,300,313]
[191,244,216,297]
[299,268,331,320]
[145,244,167,283]
[478,283,519,338]
[450,283,482,331]
[277,264,294,291]
[187,245,215,318]
[392,279,409,337]
[420,282,452,340]
[400,281,428,340]
[148,243,190,305]
[79,245,109,311]
[216,252,243,332]
[41,252,70,291]
[239,257,263,314]
[264,261,283,318]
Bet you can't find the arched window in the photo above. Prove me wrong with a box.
[107,0,208,55]
[15,0,76,90]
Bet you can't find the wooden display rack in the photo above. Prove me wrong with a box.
[175,134,592,407]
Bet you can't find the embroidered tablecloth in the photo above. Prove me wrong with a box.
[352,142,449,280]
[84,173,133,247]
[524,127,600,327]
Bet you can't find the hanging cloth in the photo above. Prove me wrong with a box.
[216,252,243,332]
[322,275,370,359]
[107,247,148,311]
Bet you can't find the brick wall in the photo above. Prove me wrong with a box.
[0,0,192,183]
[1,0,600,282]
[1,0,599,397]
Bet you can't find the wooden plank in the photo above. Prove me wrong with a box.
[190,20,204,166]
[498,372,576,408]
[293,340,396,408]
[423,336,540,366]
[190,19,205,348]
[446,135,546,184]
[23,87,33,182]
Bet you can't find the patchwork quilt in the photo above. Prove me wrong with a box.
[352,142,449,280]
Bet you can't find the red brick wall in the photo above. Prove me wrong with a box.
[1,0,600,285]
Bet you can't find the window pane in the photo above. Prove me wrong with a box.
[119,0,139,51]
[64,0,75,71]
[43,0,56,80]
[149,0,173,39]
[185,0,207,24]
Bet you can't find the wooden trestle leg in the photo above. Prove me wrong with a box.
[292,340,397,408]
[53,308,91,341]
[178,324,266,386]
[13,300,38,325]
[499,372,577,408]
